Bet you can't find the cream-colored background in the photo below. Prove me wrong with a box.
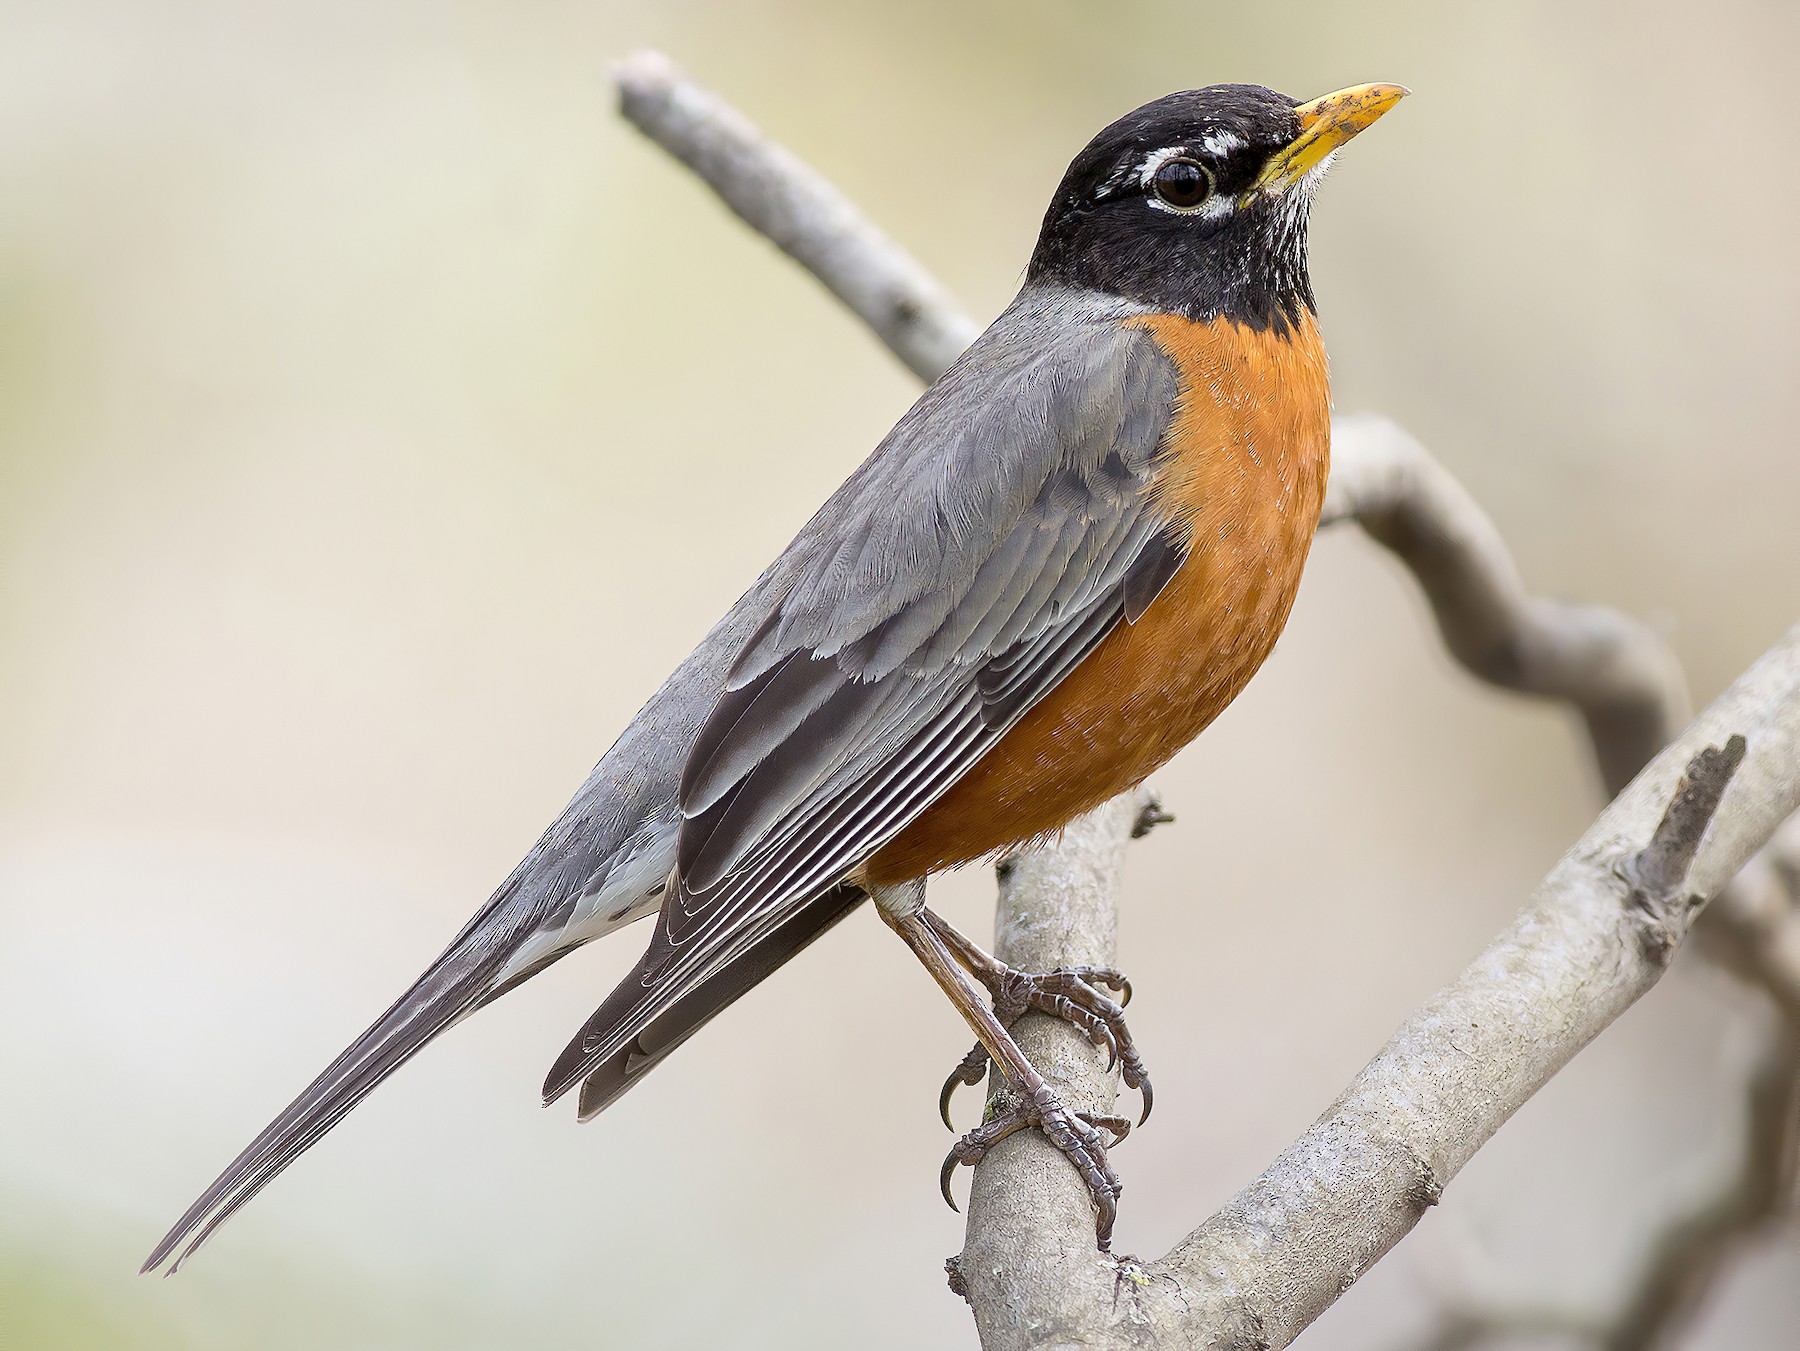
[4,2,1798,1347]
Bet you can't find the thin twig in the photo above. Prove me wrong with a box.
[1623,735,1748,965]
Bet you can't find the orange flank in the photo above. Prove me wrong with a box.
[865,311,1331,884]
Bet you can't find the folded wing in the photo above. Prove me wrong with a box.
[544,293,1182,1103]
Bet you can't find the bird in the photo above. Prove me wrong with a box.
[144,78,1406,1271]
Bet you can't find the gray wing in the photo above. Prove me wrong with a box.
[148,286,1178,1273]
[543,289,1182,1101]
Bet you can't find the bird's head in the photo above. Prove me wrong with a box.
[1028,82,1407,333]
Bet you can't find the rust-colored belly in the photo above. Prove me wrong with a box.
[864,311,1331,885]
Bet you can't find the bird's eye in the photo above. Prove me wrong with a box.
[1151,157,1213,211]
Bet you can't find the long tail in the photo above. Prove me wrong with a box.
[142,886,551,1275]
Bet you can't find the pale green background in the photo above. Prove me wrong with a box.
[4,1,1798,1347]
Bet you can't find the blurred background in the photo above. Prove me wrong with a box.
[4,1,1799,1347]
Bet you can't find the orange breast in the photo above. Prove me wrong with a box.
[863,311,1331,886]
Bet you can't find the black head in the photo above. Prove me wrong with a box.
[1028,83,1406,333]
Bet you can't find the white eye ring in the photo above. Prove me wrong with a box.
[1147,156,1215,213]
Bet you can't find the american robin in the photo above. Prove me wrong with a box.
[145,79,1405,1270]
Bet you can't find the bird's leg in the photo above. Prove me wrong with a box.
[922,906,1152,1130]
[873,881,1127,1248]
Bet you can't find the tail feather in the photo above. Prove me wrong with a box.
[569,885,865,1121]
[143,897,544,1274]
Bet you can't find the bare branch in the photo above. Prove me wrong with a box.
[1323,422,1800,1350]
[946,657,1800,1350]
[1324,415,1692,796]
[1416,1018,1800,1351]
[1135,669,1800,1350]
[611,50,978,382]
[948,790,1151,1344]
[606,50,1800,1350]
[1623,735,1748,965]
[1418,848,1800,1351]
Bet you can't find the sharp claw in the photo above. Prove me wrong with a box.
[1085,1017,1119,1070]
[928,956,1148,1250]
[939,1148,962,1212]
[939,1044,989,1129]
[938,1070,962,1131]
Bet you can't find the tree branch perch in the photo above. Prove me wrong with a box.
[608,51,1800,1348]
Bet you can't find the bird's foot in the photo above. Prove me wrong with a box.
[899,909,1150,1248]
[938,963,1151,1129]
[939,1083,1131,1246]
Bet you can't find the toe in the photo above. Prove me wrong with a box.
[938,1043,990,1129]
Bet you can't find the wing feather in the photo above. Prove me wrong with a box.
[543,290,1184,1105]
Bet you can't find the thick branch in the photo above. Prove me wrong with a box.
[949,791,1158,1345]
[945,650,1800,1350]
[1133,654,1797,1348]
[1417,836,1800,1351]
[1419,1014,1800,1351]
[608,51,1800,1349]
[1324,424,1800,1350]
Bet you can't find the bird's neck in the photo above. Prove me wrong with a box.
[1028,199,1317,335]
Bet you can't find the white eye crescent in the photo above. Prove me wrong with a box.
[1148,156,1214,212]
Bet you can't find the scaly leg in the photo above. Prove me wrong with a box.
[873,881,1130,1248]
[923,906,1152,1129]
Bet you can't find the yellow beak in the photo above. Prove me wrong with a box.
[1250,82,1409,193]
